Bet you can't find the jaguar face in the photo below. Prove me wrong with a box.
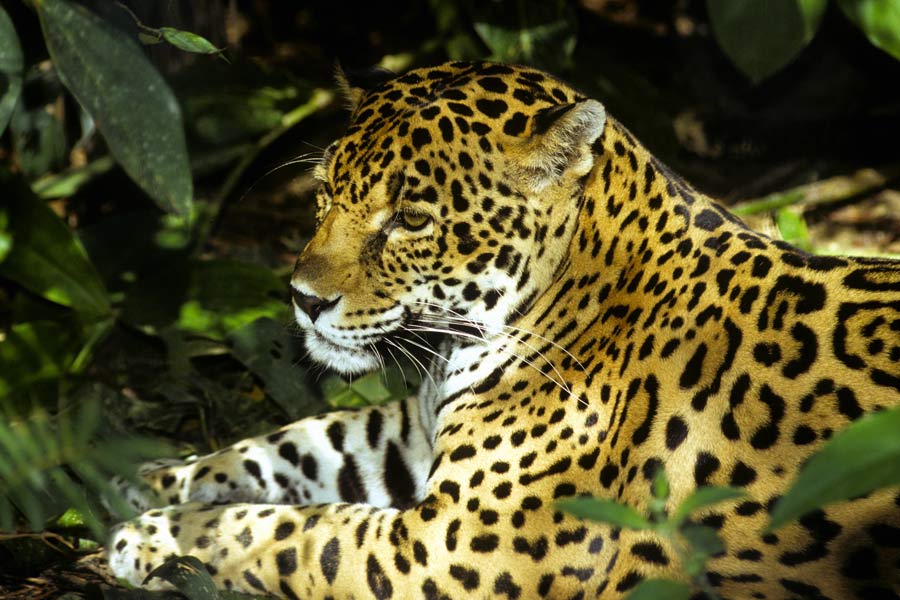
[289,64,606,374]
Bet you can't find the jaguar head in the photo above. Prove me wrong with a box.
[290,63,606,374]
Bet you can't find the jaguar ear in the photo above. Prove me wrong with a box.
[334,63,395,111]
[512,99,606,193]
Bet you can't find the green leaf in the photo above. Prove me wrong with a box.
[471,1,578,68]
[680,524,725,556]
[228,317,325,420]
[0,170,110,317]
[36,0,193,215]
[768,407,900,531]
[838,0,900,61]
[651,468,669,501]
[0,321,80,400]
[351,371,395,404]
[673,486,745,525]
[175,260,287,338]
[175,62,313,146]
[707,0,827,82]
[0,4,23,134]
[0,207,10,263]
[159,27,223,56]
[556,497,651,530]
[775,208,811,251]
[120,258,286,339]
[144,555,219,600]
[625,579,691,600]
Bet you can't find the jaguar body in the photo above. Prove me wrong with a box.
[109,62,900,599]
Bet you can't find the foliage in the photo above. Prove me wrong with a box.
[558,470,744,600]
[35,0,193,215]
[0,400,168,538]
[0,5,23,134]
[0,0,346,542]
[768,406,900,531]
[708,0,900,82]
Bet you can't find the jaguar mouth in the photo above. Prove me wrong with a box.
[304,329,380,374]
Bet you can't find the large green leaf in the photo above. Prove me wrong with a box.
[556,497,651,530]
[768,407,900,531]
[36,0,192,215]
[626,579,690,600]
[0,4,23,134]
[838,0,900,61]
[707,0,827,82]
[673,486,745,525]
[0,170,110,317]
[144,556,218,600]
[228,317,324,419]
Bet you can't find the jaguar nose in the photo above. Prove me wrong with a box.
[291,288,341,323]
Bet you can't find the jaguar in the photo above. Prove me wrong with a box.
[108,61,900,599]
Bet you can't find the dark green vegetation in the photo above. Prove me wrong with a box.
[1,1,899,597]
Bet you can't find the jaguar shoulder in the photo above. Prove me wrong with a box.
[109,61,900,600]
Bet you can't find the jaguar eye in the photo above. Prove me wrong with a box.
[399,211,431,231]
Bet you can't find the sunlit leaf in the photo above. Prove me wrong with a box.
[556,497,651,530]
[626,579,690,600]
[838,0,900,62]
[0,207,10,263]
[775,208,811,251]
[707,0,827,82]
[0,170,110,317]
[768,407,900,531]
[175,260,287,338]
[0,4,23,134]
[36,0,193,215]
[673,486,745,525]
[159,27,223,56]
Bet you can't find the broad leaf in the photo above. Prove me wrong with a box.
[0,170,110,317]
[707,0,827,82]
[626,579,690,600]
[775,208,811,251]
[838,0,900,62]
[228,317,324,419]
[0,4,23,134]
[768,407,900,531]
[144,556,219,600]
[36,0,193,215]
[556,497,651,530]
[159,27,223,56]
[673,486,745,525]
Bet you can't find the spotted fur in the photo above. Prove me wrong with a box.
[109,62,900,599]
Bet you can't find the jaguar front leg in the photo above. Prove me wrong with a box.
[116,395,432,511]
